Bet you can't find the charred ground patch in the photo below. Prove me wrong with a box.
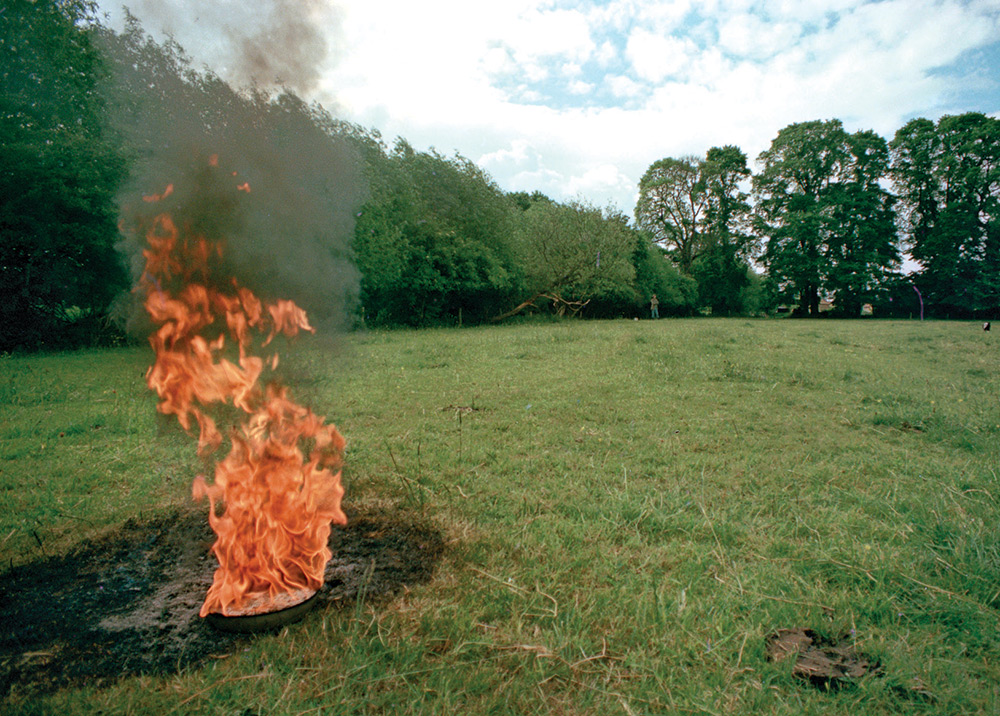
[766,628,881,688]
[0,506,444,697]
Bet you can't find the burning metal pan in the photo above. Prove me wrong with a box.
[205,587,319,633]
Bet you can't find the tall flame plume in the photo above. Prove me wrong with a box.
[138,170,346,617]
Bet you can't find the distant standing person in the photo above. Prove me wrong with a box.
[650,294,659,319]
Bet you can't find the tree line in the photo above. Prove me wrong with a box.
[2,1,997,351]
[636,115,999,320]
[341,131,700,328]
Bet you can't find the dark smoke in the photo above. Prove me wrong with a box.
[114,0,341,95]
[227,0,340,95]
[100,17,366,336]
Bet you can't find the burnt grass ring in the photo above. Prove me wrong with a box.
[0,506,444,697]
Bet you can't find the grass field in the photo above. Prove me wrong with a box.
[2,318,998,714]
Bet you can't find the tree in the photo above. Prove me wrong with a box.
[636,147,757,314]
[691,243,748,315]
[496,200,635,320]
[350,140,522,326]
[703,145,753,250]
[631,238,698,317]
[509,190,554,212]
[635,156,708,274]
[754,120,899,316]
[824,130,898,316]
[1,0,128,350]
[890,118,939,257]
[754,120,846,315]
[584,229,700,319]
[693,145,756,314]
[348,133,418,325]
[891,113,1000,317]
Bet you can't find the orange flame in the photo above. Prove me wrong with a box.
[139,175,346,617]
[143,183,174,203]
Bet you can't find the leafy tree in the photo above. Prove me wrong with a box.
[824,130,898,316]
[496,200,635,320]
[401,145,521,323]
[585,229,699,319]
[636,147,757,314]
[634,156,708,274]
[739,268,776,316]
[348,133,418,325]
[692,145,756,314]
[509,190,554,212]
[691,243,748,315]
[1,0,128,350]
[351,140,522,326]
[754,120,845,315]
[891,113,1000,317]
[703,146,754,251]
[754,119,899,316]
[632,238,698,317]
[890,118,939,256]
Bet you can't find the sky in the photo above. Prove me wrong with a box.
[97,0,1000,216]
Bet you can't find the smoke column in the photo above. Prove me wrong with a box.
[100,3,365,335]
[109,0,341,96]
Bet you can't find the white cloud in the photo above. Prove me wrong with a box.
[479,139,536,172]
[481,45,515,75]
[607,75,644,98]
[502,8,594,63]
[632,0,694,32]
[768,0,866,24]
[519,88,546,103]
[595,40,619,66]
[478,139,568,198]
[718,14,802,59]
[686,47,732,87]
[566,164,636,204]
[521,63,550,84]
[626,30,696,82]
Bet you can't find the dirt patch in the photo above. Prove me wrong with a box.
[767,628,881,688]
[0,506,444,697]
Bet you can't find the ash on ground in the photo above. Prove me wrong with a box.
[0,506,444,697]
[767,628,881,688]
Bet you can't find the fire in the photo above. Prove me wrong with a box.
[138,168,346,617]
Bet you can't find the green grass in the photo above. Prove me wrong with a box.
[2,318,999,714]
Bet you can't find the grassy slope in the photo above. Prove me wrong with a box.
[1,319,998,714]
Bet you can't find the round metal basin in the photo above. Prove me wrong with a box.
[204,589,320,633]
